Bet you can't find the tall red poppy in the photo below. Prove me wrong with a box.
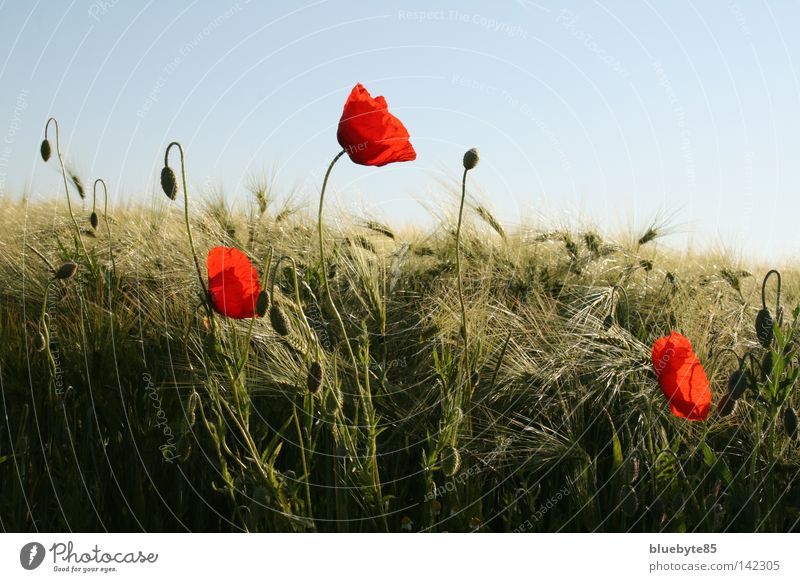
[651,331,711,421]
[337,83,416,167]
[206,246,261,319]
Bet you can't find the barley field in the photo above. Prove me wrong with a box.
[1,149,799,532]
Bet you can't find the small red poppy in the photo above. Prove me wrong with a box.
[337,83,416,167]
[206,246,261,319]
[651,331,711,421]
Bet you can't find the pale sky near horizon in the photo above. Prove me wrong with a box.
[1,1,799,262]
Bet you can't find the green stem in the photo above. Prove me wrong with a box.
[45,118,89,266]
[456,168,473,426]
[292,402,313,518]
[165,142,209,314]
[317,150,360,386]
[93,179,117,279]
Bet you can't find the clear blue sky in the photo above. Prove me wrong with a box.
[1,0,799,261]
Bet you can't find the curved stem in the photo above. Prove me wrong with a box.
[317,150,359,383]
[712,347,743,372]
[165,142,209,310]
[45,118,89,265]
[456,168,471,388]
[761,269,781,311]
[93,179,116,278]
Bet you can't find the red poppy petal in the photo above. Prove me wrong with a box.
[651,332,711,421]
[337,83,416,167]
[206,246,261,319]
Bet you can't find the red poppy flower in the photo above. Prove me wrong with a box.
[206,246,261,319]
[651,331,711,421]
[337,83,416,167]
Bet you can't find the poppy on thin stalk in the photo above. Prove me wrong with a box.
[651,331,711,421]
[317,83,416,387]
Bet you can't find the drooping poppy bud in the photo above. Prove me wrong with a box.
[727,369,748,400]
[755,307,774,348]
[269,304,290,336]
[40,139,52,162]
[603,313,615,330]
[90,211,99,230]
[717,392,737,418]
[55,261,78,280]
[337,83,416,167]
[307,361,323,393]
[255,290,269,318]
[161,166,178,200]
[761,351,773,380]
[651,331,711,421]
[784,406,798,440]
[463,147,480,170]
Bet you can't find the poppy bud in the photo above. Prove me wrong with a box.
[33,332,46,352]
[54,261,78,280]
[755,307,774,347]
[440,445,461,477]
[727,369,748,400]
[40,139,51,162]
[161,166,178,200]
[717,392,737,418]
[255,290,269,318]
[761,351,773,380]
[784,406,798,440]
[269,304,290,336]
[307,361,323,393]
[462,148,480,170]
[603,313,614,330]
[90,211,98,230]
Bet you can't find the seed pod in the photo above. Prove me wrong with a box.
[40,139,51,162]
[717,392,737,418]
[160,166,178,200]
[90,211,98,230]
[440,445,461,477]
[33,332,46,352]
[307,361,323,393]
[761,351,773,380]
[755,307,774,348]
[54,261,78,280]
[255,290,269,317]
[269,304,289,336]
[783,406,798,440]
[462,147,480,170]
[620,485,639,516]
[727,369,748,400]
